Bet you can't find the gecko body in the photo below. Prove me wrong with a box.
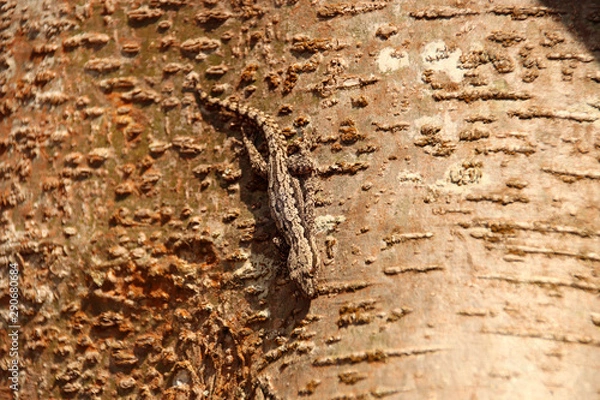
[195,86,319,298]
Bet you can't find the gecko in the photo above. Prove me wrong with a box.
[194,85,320,298]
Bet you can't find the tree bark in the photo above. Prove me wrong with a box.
[0,0,598,399]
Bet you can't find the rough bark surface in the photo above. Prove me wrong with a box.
[0,0,598,399]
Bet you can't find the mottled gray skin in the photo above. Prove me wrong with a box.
[195,86,319,298]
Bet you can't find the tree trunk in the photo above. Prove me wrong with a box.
[0,0,598,399]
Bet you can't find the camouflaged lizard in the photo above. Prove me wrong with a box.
[194,85,319,298]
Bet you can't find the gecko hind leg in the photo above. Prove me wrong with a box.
[240,124,268,178]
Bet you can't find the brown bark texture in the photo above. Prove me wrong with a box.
[0,0,599,399]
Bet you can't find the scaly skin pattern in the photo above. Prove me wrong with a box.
[194,86,319,298]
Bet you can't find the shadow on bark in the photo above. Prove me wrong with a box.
[539,0,600,62]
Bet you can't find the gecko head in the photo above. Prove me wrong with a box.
[287,249,318,299]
